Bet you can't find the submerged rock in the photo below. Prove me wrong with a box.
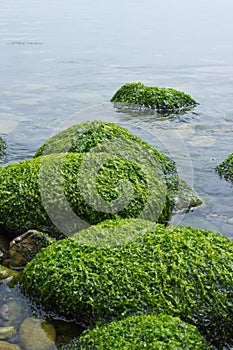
[21,221,233,348]
[173,179,202,213]
[111,82,198,112]
[19,317,56,350]
[0,342,21,350]
[8,230,54,268]
[67,314,210,350]
[0,266,20,288]
[0,326,16,340]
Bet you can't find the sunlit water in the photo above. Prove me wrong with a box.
[0,0,233,347]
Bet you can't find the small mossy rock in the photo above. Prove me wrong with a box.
[34,120,178,194]
[0,266,20,287]
[111,82,198,112]
[19,317,56,350]
[0,342,21,350]
[0,326,16,340]
[73,218,157,248]
[20,221,233,348]
[64,314,210,350]
[0,138,6,163]
[0,151,171,239]
[216,153,233,183]
[8,230,55,268]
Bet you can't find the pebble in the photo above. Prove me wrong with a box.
[19,317,56,350]
[0,341,21,350]
[0,326,16,339]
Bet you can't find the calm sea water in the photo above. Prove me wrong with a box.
[0,1,233,345]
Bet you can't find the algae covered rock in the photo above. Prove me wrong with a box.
[63,314,210,350]
[215,153,233,183]
[20,221,233,348]
[111,82,198,112]
[19,317,56,350]
[0,138,6,163]
[0,149,170,239]
[72,217,157,248]
[34,120,178,192]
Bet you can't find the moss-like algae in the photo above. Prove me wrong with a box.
[61,314,210,350]
[72,218,157,248]
[34,120,178,192]
[111,82,198,112]
[0,151,170,239]
[20,221,233,348]
[215,153,233,183]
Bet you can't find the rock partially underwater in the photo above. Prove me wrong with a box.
[111,82,198,112]
[0,151,170,239]
[0,120,201,240]
[61,314,210,350]
[0,137,6,163]
[34,120,178,194]
[21,220,233,348]
[216,153,233,183]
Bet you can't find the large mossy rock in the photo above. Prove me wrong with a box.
[62,314,210,350]
[111,82,198,112]
[20,221,233,348]
[72,218,157,248]
[215,153,233,183]
[0,149,170,239]
[34,120,177,192]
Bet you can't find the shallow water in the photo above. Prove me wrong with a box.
[0,0,233,347]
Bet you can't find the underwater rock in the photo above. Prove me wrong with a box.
[8,230,54,268]
[21,221,233,348]
[173,179,202,213]
[216,153,233,183]
[65,314,210,350]
[111,82,198,112]
[19,317,56,350]
[0,326,16,340]
[0,342,21,350]
[0,266,20,288]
